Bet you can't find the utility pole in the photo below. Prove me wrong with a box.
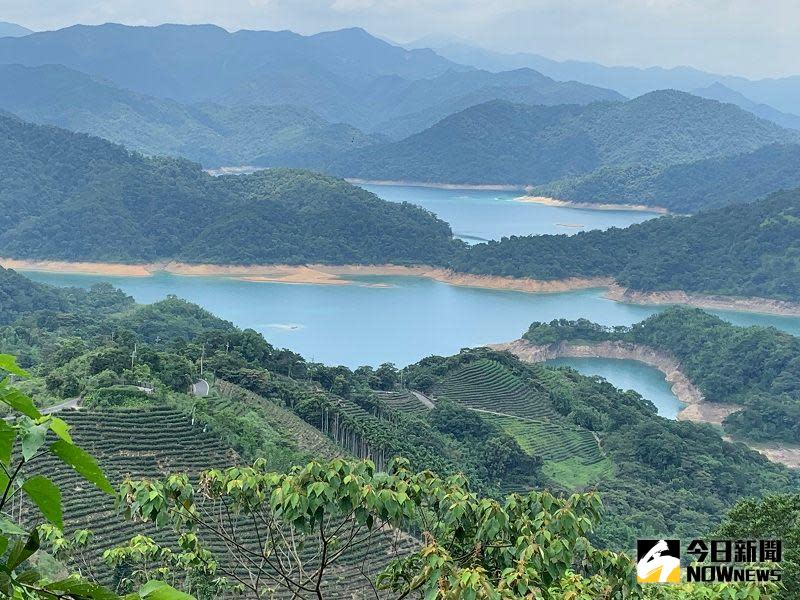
[200,345,205,375]
[131,343,137,369]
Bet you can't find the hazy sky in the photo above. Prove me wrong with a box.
[1,0,797,79]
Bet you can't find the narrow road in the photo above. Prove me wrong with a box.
[410,390,435,409]
[41,397,81,415]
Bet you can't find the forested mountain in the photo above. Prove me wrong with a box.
[0,266,133,326]
[363,67,623,139]
[525,308,800,444]
[0,64,380,167]
[0,114,454,264]
[429,40,800,117]
[0,21,30,37]
[692,82,800,130]
[333,91,799,184]
[0,23,622,136]
[449,187,800,301]
[534,143,800,213]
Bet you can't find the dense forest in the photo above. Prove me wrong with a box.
[534,143,800,213]
[524,307,800,443]
[0,64,381,168]
[2,268,795,557]
[0,114,454,264]
[333,91,799,185]
[450,187,800,302]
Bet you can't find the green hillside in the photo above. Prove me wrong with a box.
[1,268,796,560]
[402,349,795,548]
[0,114,454,264]
[534,143,800,213]
[0,64,380,168]
[525,307,800,444]
[449,187,800,302]
[333,91,799,185]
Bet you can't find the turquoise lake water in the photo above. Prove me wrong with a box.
[548,357,685,419]
[359,183,655,242]
[22,184,800,418]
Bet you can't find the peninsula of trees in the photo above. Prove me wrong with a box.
[524,307,800,444]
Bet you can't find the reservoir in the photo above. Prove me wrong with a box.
[21,185,800,418]
[359,183,655,242]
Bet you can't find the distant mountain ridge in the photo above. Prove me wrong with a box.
[332,90,800,186]
[428,41,800,126]
[0,23,623,137]
[0,21,31,37]
[0,63,381,167]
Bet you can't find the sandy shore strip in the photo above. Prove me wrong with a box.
[346,178,523,191]
[0,258,155,277]
[516,195,669,214]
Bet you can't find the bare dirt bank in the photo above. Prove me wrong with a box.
[605,284,800,317]
[0,258,154,277]
[515,195,669,214]
[1,258,614,293]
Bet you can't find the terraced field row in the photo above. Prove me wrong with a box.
[20,406,412,598]
[433,359,556,420]
[374,390,430,416]
[484,413,613,489]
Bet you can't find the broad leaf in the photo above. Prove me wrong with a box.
[22,475,62,528]
[7,529,39,570]
[0,356,29,378]
[0,518,26,536]
[139,580,194,600]
[46,578,117,600]
[48,417,73,444]
[0,388,41,420]
[49,440,113,495]
[21,423,48,461]
[0,421,14,465]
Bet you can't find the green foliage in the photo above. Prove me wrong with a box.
[114,457,774,599]
[449,187,800,301]
[0,355,122,599]
[525,308,800,443]
[402,348,797,550]
[0,114,455,265]
[534,143,800,213]
[715,494,800,599]
[334,92,798,185]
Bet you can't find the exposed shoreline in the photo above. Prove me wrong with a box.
[5,257,800,317]
[491,338,800,468]
[604,284,800,317]
[515,195,669,214]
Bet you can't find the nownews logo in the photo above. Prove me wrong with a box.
[637,539,782,584]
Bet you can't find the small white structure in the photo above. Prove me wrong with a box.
[191,379,210,397]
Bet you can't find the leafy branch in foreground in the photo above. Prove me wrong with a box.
[0,354,190,600]
[113,456,773,599]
